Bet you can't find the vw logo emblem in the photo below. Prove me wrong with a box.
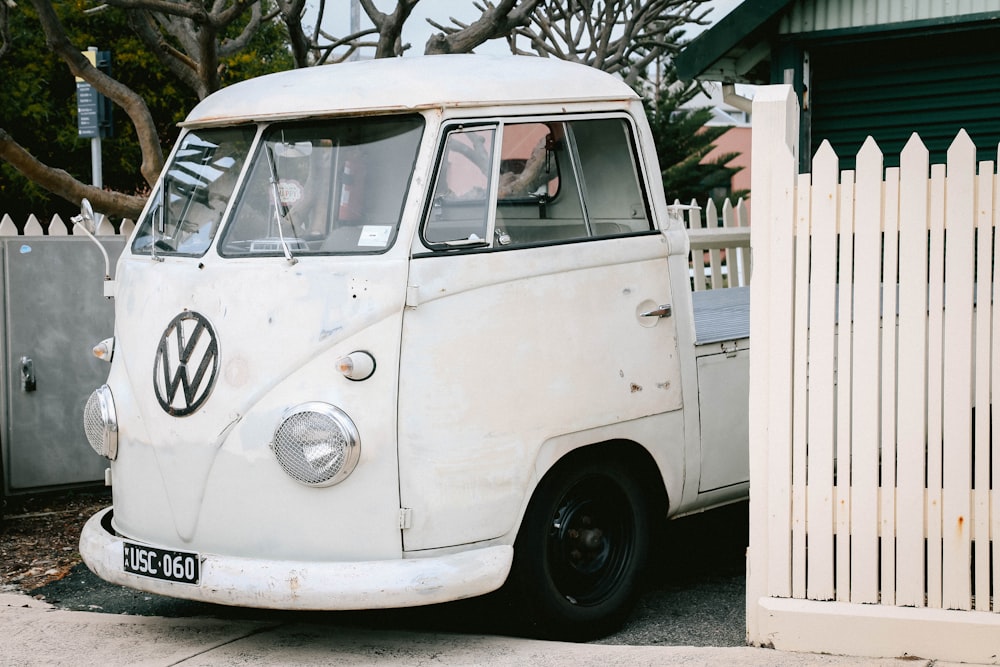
[153,311,220,417]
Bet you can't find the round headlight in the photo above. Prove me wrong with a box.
[271,403,360,487]
[83,384,118,460]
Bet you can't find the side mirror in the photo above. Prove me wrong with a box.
[81,198,95,227]
[72,197,113,290]
[74,197,97,234]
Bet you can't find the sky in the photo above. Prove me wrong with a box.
[307,0,744,58]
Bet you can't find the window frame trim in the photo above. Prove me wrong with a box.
[417,111,655,255]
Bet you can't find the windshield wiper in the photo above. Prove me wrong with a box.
[151,182,164,262]
[264,144,298,265]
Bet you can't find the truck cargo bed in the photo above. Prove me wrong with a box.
[691,286,750,345]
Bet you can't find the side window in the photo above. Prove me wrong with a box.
[494,122,587,244]
[495,118,651,246]
[497,123,558,200]
[569,118,651,235]
[422,116,651,251]
[424,127,496,245]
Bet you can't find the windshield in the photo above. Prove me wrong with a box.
[219,115,424,257]
[132,127,255,257]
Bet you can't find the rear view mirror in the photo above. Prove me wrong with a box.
[75,197,97,235]
[72,197,113,289]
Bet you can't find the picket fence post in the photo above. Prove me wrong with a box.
[746,83,799,644]
[0,215,16,236]
[896,134,930,607]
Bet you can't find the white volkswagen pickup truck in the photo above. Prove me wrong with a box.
[79,54,750,640]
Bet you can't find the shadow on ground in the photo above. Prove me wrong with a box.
[33,501,748,646]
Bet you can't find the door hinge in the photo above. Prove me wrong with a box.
[405,285,420,309]
[399,507,413,530]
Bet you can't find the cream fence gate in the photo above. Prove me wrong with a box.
[748,85,1000,663]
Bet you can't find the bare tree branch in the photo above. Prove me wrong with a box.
[219,0,262,58]
[424,0,539,54]
[510,0,710,84]
[314,27,382,65]
[100,0,208,22]
[100,0,258,98]
[0,0,11,60]
[359,0,419,58]
[274,0,310,67]
[126,9,205,95]
[272,0,384,65]
[30,0,163,188]
[210,0,254,28]
[0,128,147,218]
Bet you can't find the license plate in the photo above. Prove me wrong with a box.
[123,541,200,585]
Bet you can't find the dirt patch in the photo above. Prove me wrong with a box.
[1,488,110,592]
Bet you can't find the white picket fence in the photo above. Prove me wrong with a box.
[0,213,133,236]
[680,197,751,290]
[748,85,1000,663]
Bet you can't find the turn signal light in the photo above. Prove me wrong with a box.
[93,337,115,362]
[335,351,376,381]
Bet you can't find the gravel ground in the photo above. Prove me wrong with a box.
[0,487,111,592]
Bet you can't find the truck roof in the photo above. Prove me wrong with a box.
[183,55,639,126]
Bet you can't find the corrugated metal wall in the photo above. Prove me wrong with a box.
[780,0,1000,33]
[807,30,1000,167]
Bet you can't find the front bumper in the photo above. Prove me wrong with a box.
[80,507,513,610]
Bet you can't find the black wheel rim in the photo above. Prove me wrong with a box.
[546,474,635,607]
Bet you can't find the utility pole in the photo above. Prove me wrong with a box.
[350,0,360,61]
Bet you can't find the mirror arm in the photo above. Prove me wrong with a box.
[71,198,111,280]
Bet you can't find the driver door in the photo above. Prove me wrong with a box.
[397,115,681,551]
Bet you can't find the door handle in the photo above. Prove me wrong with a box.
[21,356,36,392]
[640,304,672,319]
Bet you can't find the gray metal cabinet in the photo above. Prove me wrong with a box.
[1,236,123,494]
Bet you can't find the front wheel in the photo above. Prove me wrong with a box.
[507,457,651,641]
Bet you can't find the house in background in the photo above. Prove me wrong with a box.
[676,0,1000,170]
[683,82,753,200]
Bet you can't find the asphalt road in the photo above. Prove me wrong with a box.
[33,501,748,647]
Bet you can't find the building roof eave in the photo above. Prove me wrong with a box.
[675,0,791,82]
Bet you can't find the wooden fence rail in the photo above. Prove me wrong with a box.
[679,197,751,290]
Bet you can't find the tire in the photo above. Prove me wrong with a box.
[507,456,651,641]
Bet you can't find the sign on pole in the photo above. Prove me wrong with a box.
[76,48,112,139]
[76,48,112,188]
[76,78,101,139]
